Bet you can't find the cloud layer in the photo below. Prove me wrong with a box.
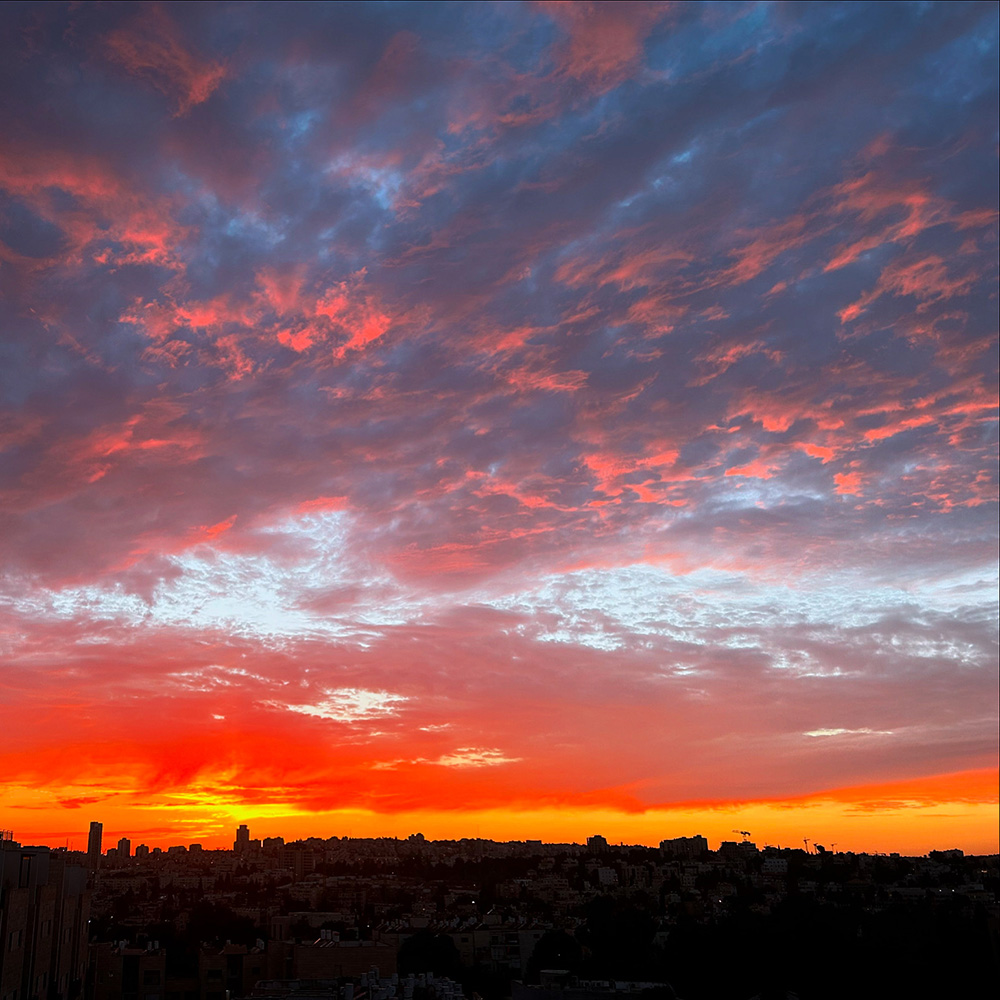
[0,1,996,848]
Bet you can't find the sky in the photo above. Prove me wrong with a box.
[0,1,997,856]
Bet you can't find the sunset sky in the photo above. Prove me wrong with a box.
[1,1,997,856]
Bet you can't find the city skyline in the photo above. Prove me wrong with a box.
[5,820,991,1000]
[12,811,997,858]
[1,2,998,857]
[10,826,987,860]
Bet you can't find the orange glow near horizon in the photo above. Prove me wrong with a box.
[8,769,998,858]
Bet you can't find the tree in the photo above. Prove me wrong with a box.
[577,896,657,978]
[397,930,461,976]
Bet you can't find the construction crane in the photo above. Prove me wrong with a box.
[732,830,752,842]
[803,838,810,853]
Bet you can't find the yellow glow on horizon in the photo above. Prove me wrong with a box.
[6,769,997,856]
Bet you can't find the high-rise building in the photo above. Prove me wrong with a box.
[117,837,130,859]
[234,824,250,854]
[87,822,103,870]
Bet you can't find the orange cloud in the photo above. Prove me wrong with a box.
[839,254,980,324]
[824,165,996,273]
[724,458,776,480]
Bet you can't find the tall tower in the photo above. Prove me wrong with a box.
[117,836,131,859]
[234,824,250,854]
[87,821,103,869]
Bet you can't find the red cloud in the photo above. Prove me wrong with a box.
[0,142,186,271]
[724,458,777,480]
[538,1,670,94]
[315,276,395,358]
[103,6,227,116]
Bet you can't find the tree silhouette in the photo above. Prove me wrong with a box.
[577,896,657,978]
[397,930,461,976]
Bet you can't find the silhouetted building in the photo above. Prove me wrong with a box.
[719,840,758,861]
[252,972,466,1000]
[659,835,708,858]
[267,937,397,979]
[117,838,131,860]
[586,835,609,854]
[235,825,251,855]
[0,837,90,1000]
[514,973,678,1000]
[87,823,103,871]
[90,943,165,1000]
[280,845,318,880]
[200,943,266,1000]
[762,857,788,876]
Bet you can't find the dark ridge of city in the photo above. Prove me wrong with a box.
[2,825,997,1000]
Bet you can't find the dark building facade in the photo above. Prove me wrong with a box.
[86,827,102,873]
[0,838,90,1000]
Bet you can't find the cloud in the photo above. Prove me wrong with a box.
[803,728,894,738]
[267,689,408,724]
[0,0,995,845]
[432,748,522,768]
[103,5,227,116]
[538,1,671,94]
